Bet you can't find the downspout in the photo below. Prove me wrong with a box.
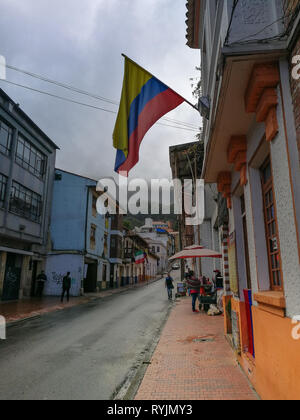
[84,186,89,255]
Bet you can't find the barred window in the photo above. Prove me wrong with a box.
[0,174,7,209]
[0,119,13,156]
[16,135,47,178]
[10,181,42,223]
[90,225,96,250]
[261,158,282,291]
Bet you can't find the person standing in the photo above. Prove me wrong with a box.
[36,270,47,298]
[165,273,174,301]
[61,272,72,303]
[214,270,223,289]
[186,272,201,313]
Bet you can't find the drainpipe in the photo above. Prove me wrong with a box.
[83,186,90,293]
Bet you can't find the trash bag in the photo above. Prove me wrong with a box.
[207,304,222,316]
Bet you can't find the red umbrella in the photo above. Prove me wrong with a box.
[169,248,222,261]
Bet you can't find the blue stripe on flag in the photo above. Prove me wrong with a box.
[127,77,169,139]
[115,149,127,172]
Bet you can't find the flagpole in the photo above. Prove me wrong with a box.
[121,53,199,112]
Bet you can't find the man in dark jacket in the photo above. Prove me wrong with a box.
[186,272,201,313]
[61,272,71,303]
[165,273,174,301]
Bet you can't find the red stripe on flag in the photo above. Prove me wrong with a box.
[118,89,184,174]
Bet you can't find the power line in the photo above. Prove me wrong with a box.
[0,62,199,130]
[227,6,300,46]
[0,79,199,132]
[224,0,240,46]
[0,79,118,114]
[3,63,119,106]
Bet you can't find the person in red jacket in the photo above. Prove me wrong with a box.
[186,272,201,313]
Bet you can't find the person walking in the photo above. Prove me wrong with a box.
[61,272,72,303]
[186,271,201,313]
[36,271,47,298]
[165,273,174,301]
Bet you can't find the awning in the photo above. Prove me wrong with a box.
[0,246,34,257]
[184,244,204,250]
[169,248,222,261]
[203,52,286,183]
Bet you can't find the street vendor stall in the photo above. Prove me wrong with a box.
[169,246,223,313]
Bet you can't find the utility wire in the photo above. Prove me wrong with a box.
[0,62,199,130]
[227,6,300,46]
[0,79,118,114]
[224,0,240,46]
[3,63,119,105]
[228,15,288,45]
[0,79,199,132]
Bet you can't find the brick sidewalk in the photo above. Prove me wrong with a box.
[0,278,162,324]
[135,298,258,401]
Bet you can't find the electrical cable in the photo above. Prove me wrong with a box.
[0,78,199,132]
[224,0,240,46]
[227,5,300,47]
[0,62,199,130]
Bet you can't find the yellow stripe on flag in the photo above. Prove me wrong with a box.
[113,59,152,155]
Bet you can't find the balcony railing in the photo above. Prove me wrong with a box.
[124,249,134,260]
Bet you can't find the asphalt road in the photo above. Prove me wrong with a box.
[0,275,178,400]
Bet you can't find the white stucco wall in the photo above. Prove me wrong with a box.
[270,85,300,317]
[45,254,83,297]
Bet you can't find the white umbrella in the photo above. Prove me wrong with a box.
[184,245,204,250]
[169,248,222,261]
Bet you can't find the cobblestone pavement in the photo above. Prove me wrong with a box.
[135,298,258,401]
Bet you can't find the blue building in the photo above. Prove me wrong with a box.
[45,169,111,297]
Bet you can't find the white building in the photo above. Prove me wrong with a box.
[135,218,170,273]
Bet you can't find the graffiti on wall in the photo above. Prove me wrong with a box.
[45,254,82,297]
[52,272,64,286]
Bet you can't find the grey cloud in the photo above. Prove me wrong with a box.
[0,0,200,181]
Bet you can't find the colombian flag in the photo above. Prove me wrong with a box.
[113,57,184,176]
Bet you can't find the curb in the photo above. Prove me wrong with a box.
[4,277,164,327]
[112,300,176,400]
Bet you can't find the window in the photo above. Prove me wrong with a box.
[157,247,160,253]
[105,214,109,230]
[10,181,42,223]
[104,233,108,256]
[102,264,107,282]
[0,119,12,156]
[241,195,251,290]
[92,194,97,217]
[260,157,282,291]
[90,225,96,250]
[0,173,7,209]
[16,135,47,178]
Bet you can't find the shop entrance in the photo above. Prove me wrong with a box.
[109,264,114,289]
[30,260,38,297]
[2,254,22,301]
[84,262,97,293]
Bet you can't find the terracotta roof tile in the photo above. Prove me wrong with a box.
[185,0,201,49]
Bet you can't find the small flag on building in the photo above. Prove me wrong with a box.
[113,55,192,176]
[135,250,147,265]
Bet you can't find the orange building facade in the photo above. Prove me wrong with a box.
[186,0,300,399]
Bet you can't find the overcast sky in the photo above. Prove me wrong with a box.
[0,0,201,182]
